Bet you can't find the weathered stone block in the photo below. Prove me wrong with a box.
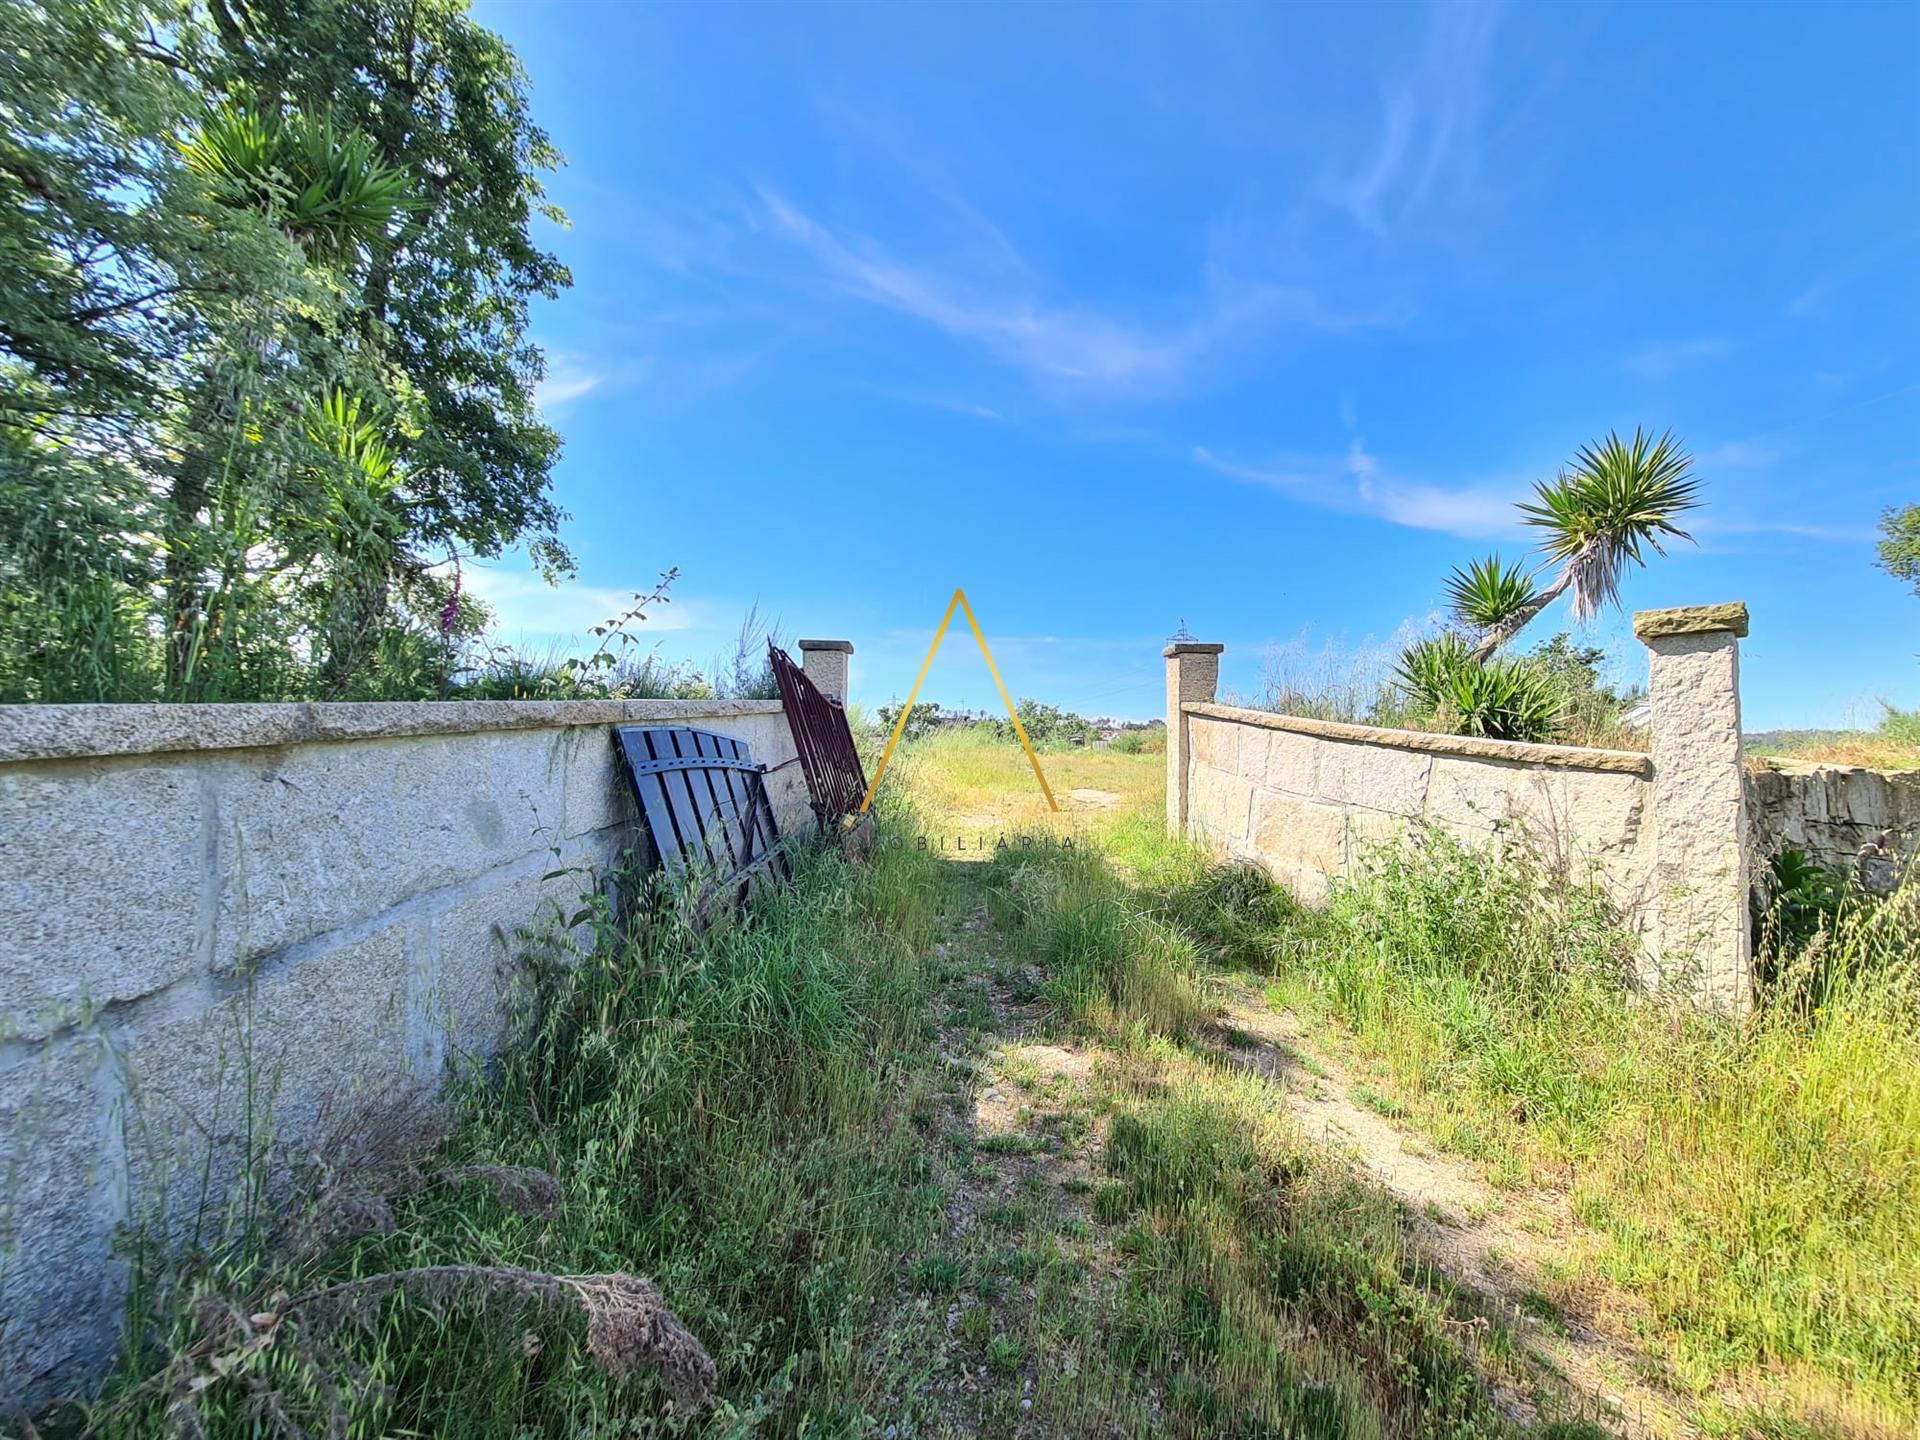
[561,726,636,840]
[1267,859,1332,904]
[1250,791,1346,875]
[797,640,852,703]
[1835,768,1892,829]
[214,732,566,966]
[1632,602,1748,640]
[1190,717,1238,772]
[0,1036,125,1398]
[0,761,206,1037]
[1560,770,1649,859]
[423,868,597,1067]
[1262,732,1321,797]
[1188,764,1254,845]
[1343,808,1408,866]
[122,922,415,1220]
[1424,756,1535,834]
[1317,743,1432,816]
[1230,728,1269,782]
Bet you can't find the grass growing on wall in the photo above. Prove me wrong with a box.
[1748,703,1920,772]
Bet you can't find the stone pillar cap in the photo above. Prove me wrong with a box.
[1631,603,1748,641]
[797,638,854,653]
[1163,642,1225,657]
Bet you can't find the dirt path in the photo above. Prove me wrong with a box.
[1212,985,1699,1440]
[868,895,1117,1436]
[869,868,1700,1439]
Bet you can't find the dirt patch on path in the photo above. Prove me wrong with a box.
[867,900,1130,1437]
[1214,988,1699,1440]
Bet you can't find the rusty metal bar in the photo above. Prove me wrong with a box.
[770,640,869,833]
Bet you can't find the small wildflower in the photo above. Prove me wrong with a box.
[439,557,463,635]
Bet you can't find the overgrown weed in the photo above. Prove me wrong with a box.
[1247,829,1920,1435]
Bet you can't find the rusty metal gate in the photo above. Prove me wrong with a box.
[770,641,870,832]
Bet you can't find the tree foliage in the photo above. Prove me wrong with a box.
[0,0,574,702]
[205,0,575,573]
[1878,505,1920,597]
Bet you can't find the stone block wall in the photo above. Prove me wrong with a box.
[1748,762,1920,892]
[1167,604,1755,1013]
[0,696,813,1403]
[1182,703,1656,932]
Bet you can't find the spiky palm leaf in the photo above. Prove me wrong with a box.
[1395,632,1474,713]
[1445,554,1538,634]
[1517,427,1700,622]
[305,389,397,490]
[1439,657,1563,742]
[181,102,412,258]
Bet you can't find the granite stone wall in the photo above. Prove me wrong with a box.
[1182,704,1657,944]
[0,698,809,1402]
[1748,762,1920,893]
[1168,604,1756,1014]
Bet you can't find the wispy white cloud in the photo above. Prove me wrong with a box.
[1327,0,1507,235]
[1193,443,1519,539]
[756,189,1360,393]
[1621,337,1733,381]
[534,353,607,411]
[1785,280,1828,320]
[462,566,700,643]
[1693,515,1877,543]
[855,384,1006,423]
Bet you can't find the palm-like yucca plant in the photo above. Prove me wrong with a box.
[1470,427,1700,660]
[181,102,412,259]
[1445,554,1538,636]
[305,388,398,491]
[1439,657,1563,742]
[1394,632,1474,714]
[1394,633,1561,741]
[288,388,408,574]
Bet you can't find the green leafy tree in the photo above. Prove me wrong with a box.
[876,700,944,742]
[993,699,1094,747]
[0,0,575,702]
[201,0,576,576]
[163,96,413,691]
[1877,505,1920,597]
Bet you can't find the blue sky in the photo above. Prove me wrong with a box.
[470,0,1916,730]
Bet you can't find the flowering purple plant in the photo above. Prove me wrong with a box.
[439,560,462,636]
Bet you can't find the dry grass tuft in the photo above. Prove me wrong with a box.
[290,1266,715,1406]
[131,1264,715,1437]
[278,1094,561,1259]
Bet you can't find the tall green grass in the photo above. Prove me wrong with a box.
[1249,830,1920,1435]
[71,814,956,1436]
[989,810,1919,1434]
[979,832,1609,1439]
